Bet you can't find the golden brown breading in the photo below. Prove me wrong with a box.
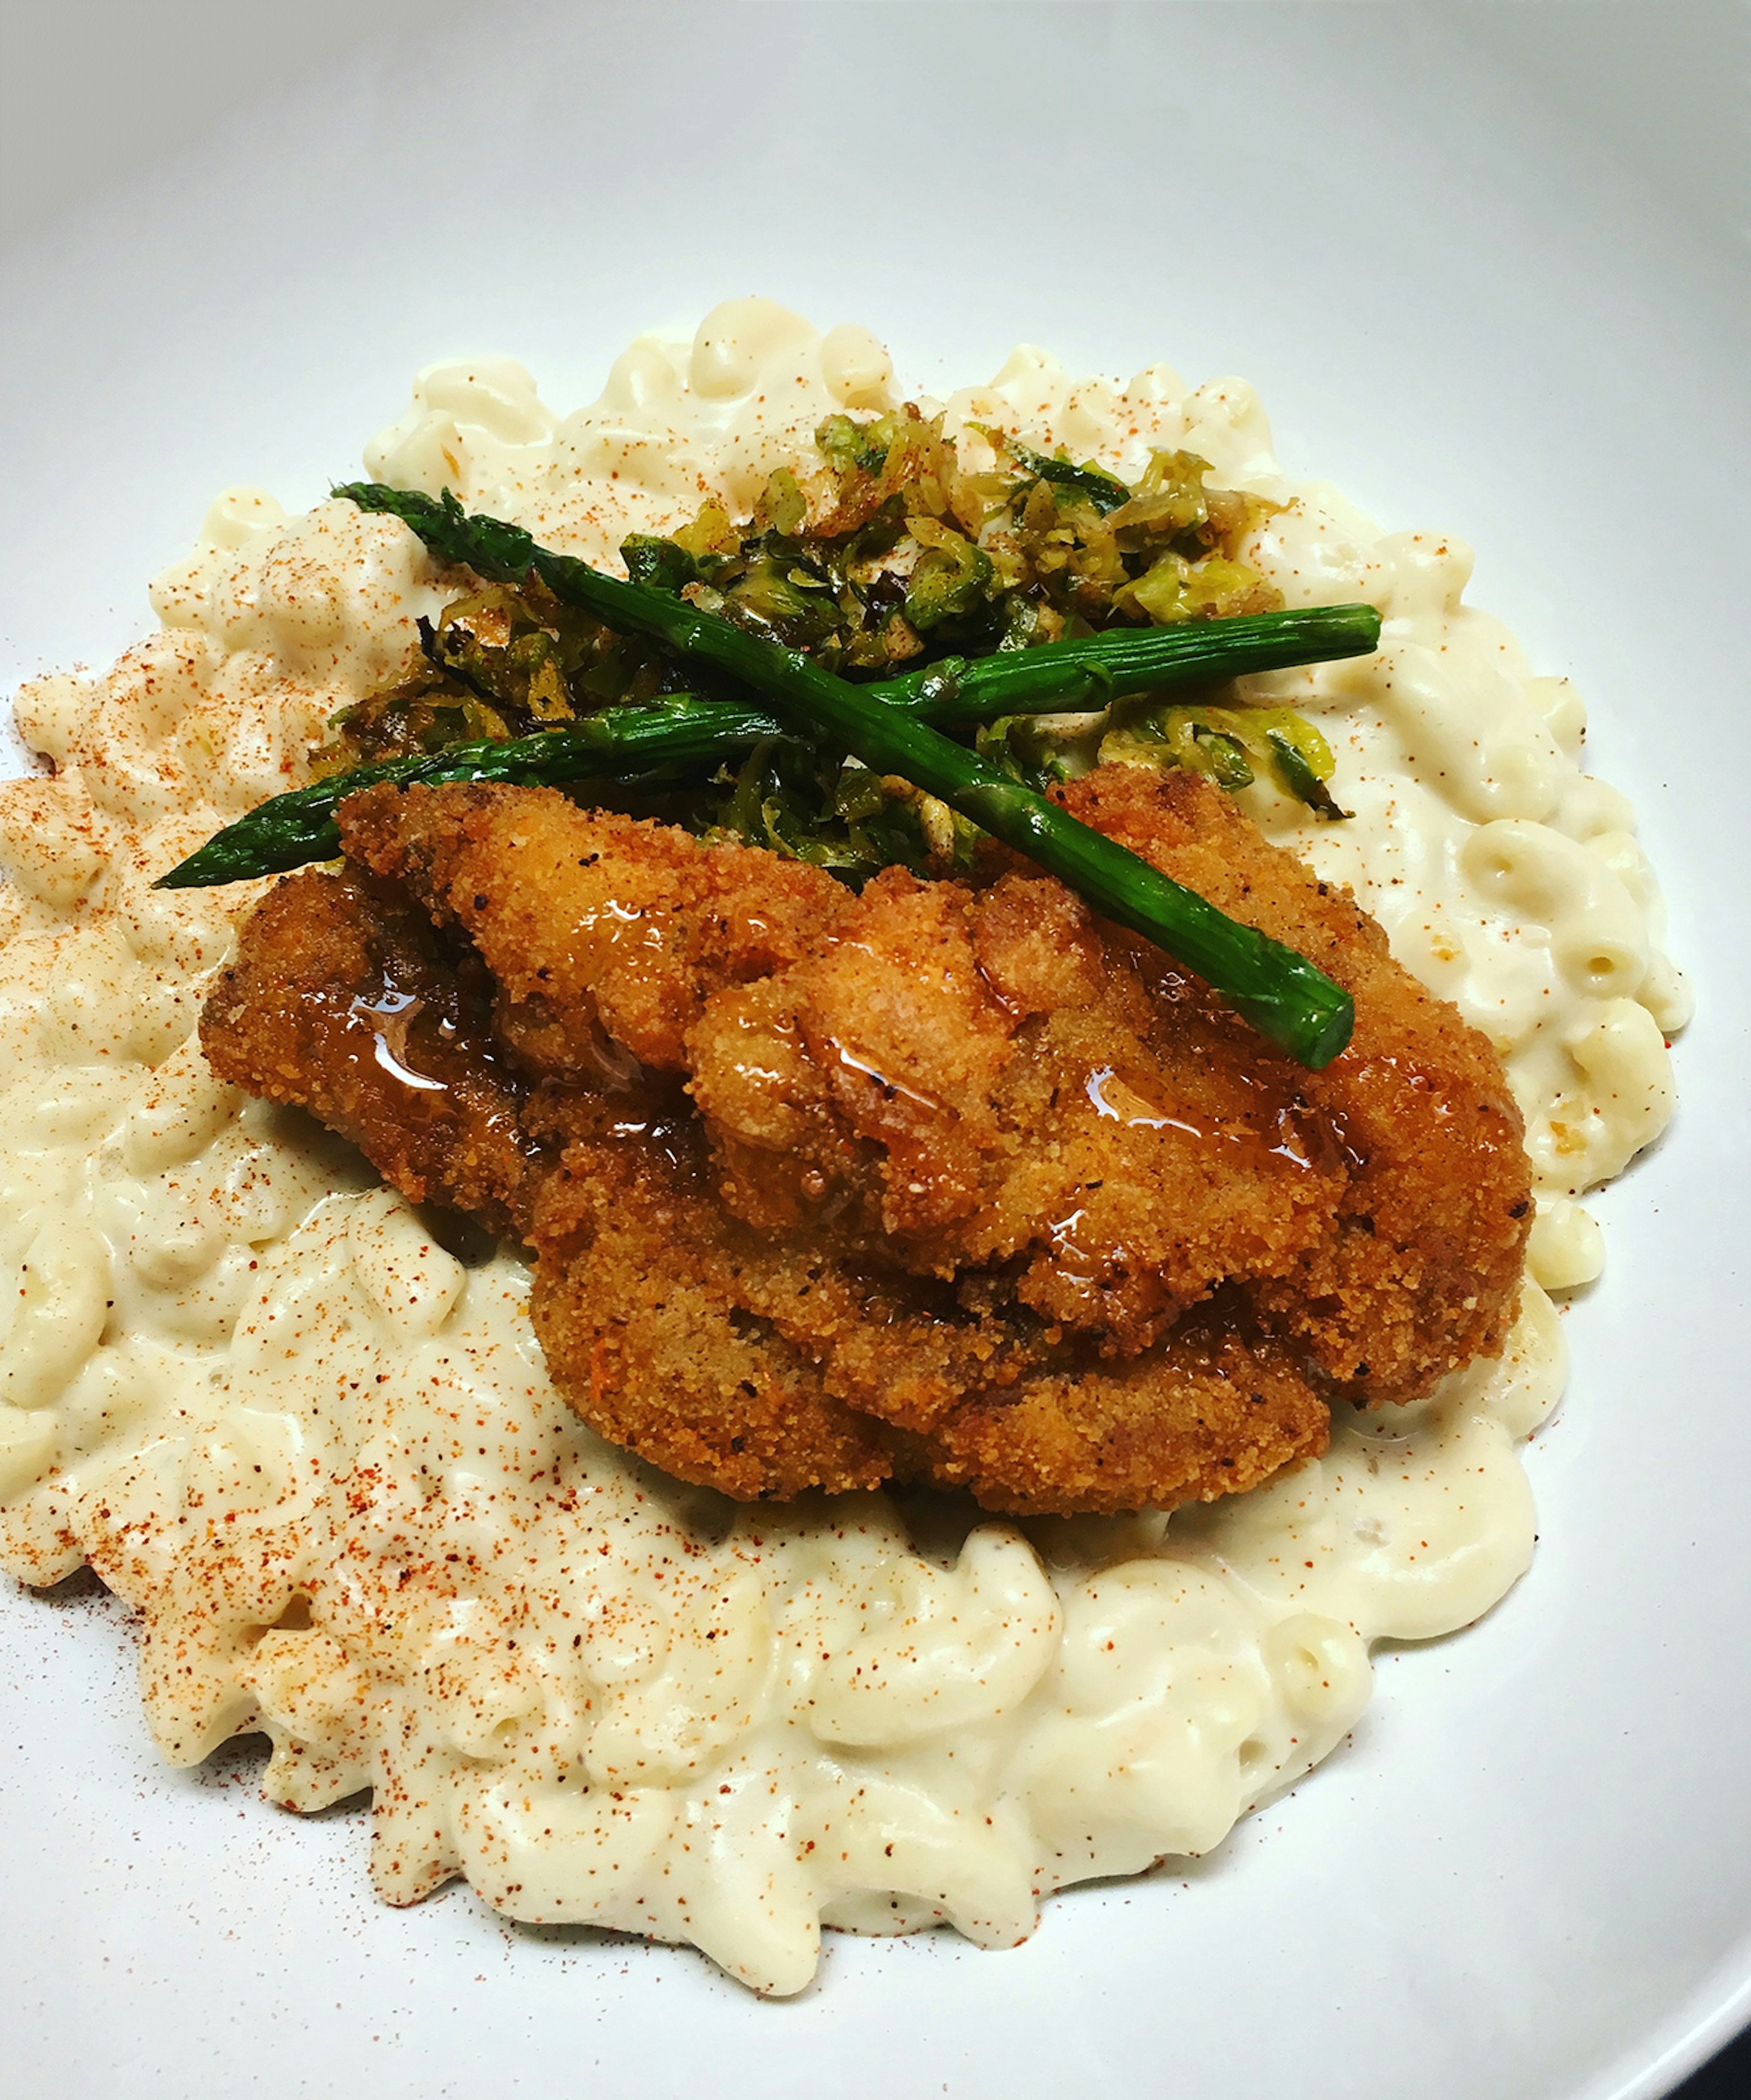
[200,766,1531,1516]
[518,1091,1326,1517]
[338,781,849,1075]
[694,770,1529,1406]
[200,866,535,1238]
[905,1306,1331,1518]
[520,1088,905,1502]
[1057,767,1531,1402]
[689,861,1346,1355]
[201,843,900,1502]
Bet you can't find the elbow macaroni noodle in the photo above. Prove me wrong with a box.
[0,301,1682,1993]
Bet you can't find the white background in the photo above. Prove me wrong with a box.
[1,5,1747,2098]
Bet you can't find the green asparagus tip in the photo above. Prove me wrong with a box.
[171,481,1361,1069]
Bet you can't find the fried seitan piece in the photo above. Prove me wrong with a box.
[199,769,1531,1515]
[200,864,537,1239]
[201,830,894,1503]
[522,1090,1326,1516]
[337,781,850,1075]
[1059,766,1530,1402]
[689,861,1347,1355]
[520,1087,907,1502]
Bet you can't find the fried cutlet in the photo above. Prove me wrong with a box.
[691,766,1530,1406]
[521,1089,1326,1516]
[199,863,537,1239]
[1060,766,1531,1402]
[337,781,850,1075]
[519,1086,907,1501]
[688,859,1346,1353]
[198,769,1532,1514]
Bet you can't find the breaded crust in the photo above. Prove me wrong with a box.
[200,768,1532,1514]
[339,780,849,1073]
[1060,767,1530,1402]
[912,1307,1329,1518]
[522,1091,904,1503]
[200,865,535,1238]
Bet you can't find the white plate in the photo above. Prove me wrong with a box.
[2,6,1747,2096]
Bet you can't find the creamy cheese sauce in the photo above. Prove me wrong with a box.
[0,300,1683,1993]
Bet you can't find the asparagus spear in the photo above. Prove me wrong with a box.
[155,700,784,889]
[864,602,1380,723]
[328,485,1352,1066]
[154,596,1377,894]
[149,645,1363,890]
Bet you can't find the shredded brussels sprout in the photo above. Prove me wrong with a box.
[1100,703,1351,818]
[315,405,1349,876]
